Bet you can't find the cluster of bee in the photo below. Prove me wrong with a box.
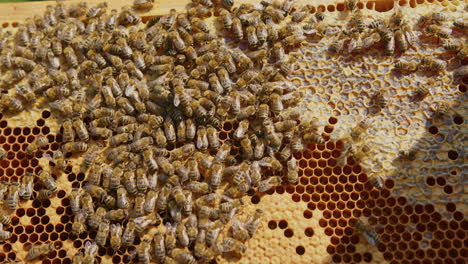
[0,0,325,262]
[328,2,418,56]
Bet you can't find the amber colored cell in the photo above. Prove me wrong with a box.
[303,210,312,219]
[29,233,39,243]
[448,150,459,160]
[332,150,341,159]
[317,159,327,168]
[0,160,9,168]
[10,159,20,168]
[251,195,260,204]
[267,220,277,230]
[291,194,300,202]
[3,128,12,136]
[7,136,15,144]
[312,151,321,159]
[32,127,40,135]
[58,232,68,242]
[278,220,288,229]
[34,225,45,234]
[39,233,49,242]
[284,229,294,238]
[315,185,324,193]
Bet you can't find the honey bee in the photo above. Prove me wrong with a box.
[204,220,223,247]
[72,252,83,264]
[433,102,451,117]
[187,158,200,182]
[233,161,251,186]
[88,207,107,230]
[0,209,11,226]
[133,0,154,10]
[419,57,445,72]
[13,84,35,104]
[38,170,57,193]
[25,243,59,261]
[453,18,467,29]
[384,34,395,56]
[258,176,282,192]
[62,142,88,153]
[96,220,110,247]
[186,181,210,194]
[163,222,177,253]
[425,24,450,39]
[25,135,48,155]
[394,29,407,52]
[346,0,358,11]
[233,120,249,140]
[153,231,166,262]
[83,241,98,264]
[0,223,12,242]
[246,208,263,237]
[37,187,57,200]
[5,182,19,210]
[431,12,447,24]
[131,194,145,217]
[88,127,112,139]
[231,217,250,242]
[220,237,247,254]
[356,219,380,246]
[105,208,129,222]
[287,157,298,183]
[110,223,123,251]
[239,138,253,160]
[245,26,259,49]
[373,90,387,109]
[443,40,465,52]
[362,32,381,49]
[221,0,234,9]
[393,60,418,73]
[232,17,244,41]
[210,160,224,190]
[348,32,363,53]
[122,169,138,195]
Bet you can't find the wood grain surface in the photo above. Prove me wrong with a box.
[0,0,395,25]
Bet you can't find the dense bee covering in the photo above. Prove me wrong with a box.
[0,0,466,264]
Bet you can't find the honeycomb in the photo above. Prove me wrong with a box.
[0,0,466,264]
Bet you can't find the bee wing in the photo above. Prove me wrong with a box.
[42,153,55,162]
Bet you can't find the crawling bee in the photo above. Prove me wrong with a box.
[356,219,380,246]
[425,24,450,39]
[96,220,110,247]
[453,18,467,29]
[0,147,7,160]
[25,135,48,155]
[0,209,11,225]
[83,241,98,263]
[38,169,58,192]
[110,223,123,251]
[171,248,196,264]
[133,0,154,10]
[433,102,451,118]
[25,243,59,261]
[419,57,445,72]
[393,60,418,73]
[328,38,346,53]
[287,157,298,183]
[0,223,12,242]
[220,237,247,254]
[62,142,88,153]
[414,85,430,100]
[373,90,387,109]
[258,176,282,192]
